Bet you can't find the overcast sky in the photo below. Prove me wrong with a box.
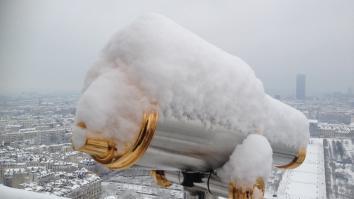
[0,0,353,96]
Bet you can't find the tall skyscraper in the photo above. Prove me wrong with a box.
[296,74,306,100]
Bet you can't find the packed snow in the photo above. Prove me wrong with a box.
[73,13,309,164]
[277,139,326,199]
[217,134,273,189]
[0,184,67,199]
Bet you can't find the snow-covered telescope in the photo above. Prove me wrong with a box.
[72,14,309,198]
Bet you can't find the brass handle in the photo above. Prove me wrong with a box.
[79,138,116,164]
[76,112,159,170]
[151,170,172,188]
[275,147,307,169]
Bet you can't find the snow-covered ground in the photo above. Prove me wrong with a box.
[0,185,67,199]
[276,139,326,199]
[100,170,183,199]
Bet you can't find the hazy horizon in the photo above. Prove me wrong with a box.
[1,0,353,96]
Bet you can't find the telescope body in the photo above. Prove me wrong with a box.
[78,110,304,172]
[138,119,299,171]
[73,13,309,198]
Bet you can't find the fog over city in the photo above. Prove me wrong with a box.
[0,0,353,95]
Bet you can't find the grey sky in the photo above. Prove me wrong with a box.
[0,0,353,96]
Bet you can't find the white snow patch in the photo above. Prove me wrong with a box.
[277,139,326,199]
[0,185,66,199]
[74,69,155,152]
[71,126,86,149]
[73,13,309,154]
[217,134,272,188]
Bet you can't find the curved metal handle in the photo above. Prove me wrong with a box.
[275,147,307,169]
[76,112,159,170]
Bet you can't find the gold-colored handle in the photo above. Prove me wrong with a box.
[75,112,159,170]
[151,170,172,188]
[79,138,116,163]
[275,147,307,169]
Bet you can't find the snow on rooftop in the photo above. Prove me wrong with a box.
[308,119,318,123]
[21,171,101,197]
[318,122,351,133]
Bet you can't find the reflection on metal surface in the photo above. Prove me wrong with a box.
[75,114,304,172]
[77,112,159,170]
[79,138,116,164]
[151,170,172,188]
[275,147,307,169]
[228,177,265,199]
[138,119,303,171]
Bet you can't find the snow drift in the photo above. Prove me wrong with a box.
[217,134,273,188]
[73,13,308,152]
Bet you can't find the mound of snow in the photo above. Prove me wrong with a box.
[73,13,309,157]
[217,134,273,188]
[0,185,66,199]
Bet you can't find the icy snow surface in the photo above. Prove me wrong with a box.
[277,139,326,199]
[217,134,273,188]
[73,13,309,156]
[0,184,67,199]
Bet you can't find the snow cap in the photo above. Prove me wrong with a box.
[73,13,309,156]
[217,134,273,188]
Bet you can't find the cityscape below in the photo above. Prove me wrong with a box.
[0,80,353,199]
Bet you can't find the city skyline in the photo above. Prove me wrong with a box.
[1,92,353,198]
[0,72,352,98]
